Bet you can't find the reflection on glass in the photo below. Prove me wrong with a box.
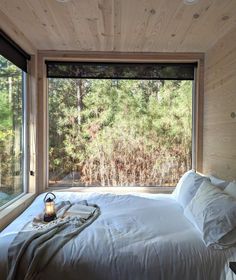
[0,55,24,207]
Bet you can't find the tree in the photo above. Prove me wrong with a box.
[0,55,23,197]
[48,78,192,187]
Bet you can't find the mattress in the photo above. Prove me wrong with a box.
[0,192,236,280]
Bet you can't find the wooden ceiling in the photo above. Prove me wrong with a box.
[0,0,236,53]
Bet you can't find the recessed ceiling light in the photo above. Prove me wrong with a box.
[56,0,70,3]
[183,0,199,5]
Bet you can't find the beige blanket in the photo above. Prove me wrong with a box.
[7,200,100,280]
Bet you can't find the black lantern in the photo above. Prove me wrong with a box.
[43,192,57,222]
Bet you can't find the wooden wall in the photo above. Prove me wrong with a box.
[203,27,236,181]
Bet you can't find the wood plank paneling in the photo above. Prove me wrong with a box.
[28,55,38,193]
[37,53,48,194]
[203,27,236,181]
[0,0,236,52]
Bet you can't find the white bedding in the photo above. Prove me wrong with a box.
[0,192,236,280]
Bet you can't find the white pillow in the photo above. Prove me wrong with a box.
[209,175,229,189]
[172,170,208,208]
[172,170,193,198]
[224,181,236,199]
[184,180,236,248]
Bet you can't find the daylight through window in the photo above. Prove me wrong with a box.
[0,55,26,206]
[48,74,193,188]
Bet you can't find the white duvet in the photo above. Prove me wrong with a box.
[0,192,236,280]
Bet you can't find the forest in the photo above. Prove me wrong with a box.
[0,55,23,206]
[49,78,192,187]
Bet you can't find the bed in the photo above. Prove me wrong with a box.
[0,190,236,280]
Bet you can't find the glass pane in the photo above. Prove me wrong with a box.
[0,55,25,207]
[49,79,192,188]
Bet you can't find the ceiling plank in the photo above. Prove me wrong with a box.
[0,0,235,52]
[0,9,36,54]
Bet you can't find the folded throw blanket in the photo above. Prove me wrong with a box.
[7,200,100,280]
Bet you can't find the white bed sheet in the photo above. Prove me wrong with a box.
[0,192,236,280]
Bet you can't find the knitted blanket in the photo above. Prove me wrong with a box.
[7,200,100,280]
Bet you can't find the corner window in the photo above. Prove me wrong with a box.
[0,55,27,207]
[0,31,30,208]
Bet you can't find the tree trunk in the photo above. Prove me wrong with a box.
[75,79,84,127]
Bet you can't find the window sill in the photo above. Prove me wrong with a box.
[0,193,36,231]
[46,186,175,194]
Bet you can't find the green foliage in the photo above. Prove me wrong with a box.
[0,55,23,193]
[49,77,192,186]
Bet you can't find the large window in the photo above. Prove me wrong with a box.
[0,55,26,206]
[0,31,29,208]
[48,63,194,188]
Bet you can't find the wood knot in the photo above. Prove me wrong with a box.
[193,13,200,19]
[222,15,229,21]
[150,9,156,15]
